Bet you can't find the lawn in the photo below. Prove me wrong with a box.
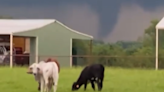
[0,67,164,92]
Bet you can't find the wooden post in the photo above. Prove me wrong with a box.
[35,37,38,63]
[10,34,13,68]
[155,28,158,70]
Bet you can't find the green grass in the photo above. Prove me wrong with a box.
[0,67,164,92]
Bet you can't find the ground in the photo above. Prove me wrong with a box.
[0,67,164,92]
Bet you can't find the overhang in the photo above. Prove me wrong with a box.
[0,19,93,39]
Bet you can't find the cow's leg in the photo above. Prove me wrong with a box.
[47,83,51,92]
[96,79,103,91]
[98,75,104,91]
[48,83,53,92]
[50,78,54,91]
[84,82,88,90]
[45,82,49,92]
[53,74,59,92]
[47,79,53,92]
[38,82,40,91]
[42,72,50,92]
[90,81,95,91]
[44,78,49,92]
[98,81,103,91]
[40,77,45,92]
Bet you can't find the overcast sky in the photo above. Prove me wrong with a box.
[0,0,164,42]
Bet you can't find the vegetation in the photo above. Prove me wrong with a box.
[74,20,164,69]
[1,67,164,92]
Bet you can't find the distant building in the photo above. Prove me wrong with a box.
[0,19,93,67]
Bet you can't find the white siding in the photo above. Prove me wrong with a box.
[25,38,30,53]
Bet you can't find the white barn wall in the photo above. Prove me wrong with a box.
[25,38,30,53]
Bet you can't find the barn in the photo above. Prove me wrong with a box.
[0,19,93,68]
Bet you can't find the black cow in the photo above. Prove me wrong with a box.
[72,64,105,91]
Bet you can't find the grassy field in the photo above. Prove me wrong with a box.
[0,67,164,92]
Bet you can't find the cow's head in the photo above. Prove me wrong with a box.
[27,63,42,75]
[72,82,81,91]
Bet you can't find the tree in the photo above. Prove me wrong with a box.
[142,20,158,48]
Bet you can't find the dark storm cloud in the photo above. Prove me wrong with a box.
[0,0,164,42]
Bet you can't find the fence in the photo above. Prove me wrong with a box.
[1,54,164,69]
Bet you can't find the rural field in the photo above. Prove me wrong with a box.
[0,67,164,92]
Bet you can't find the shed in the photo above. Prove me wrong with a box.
[0,19,93,68]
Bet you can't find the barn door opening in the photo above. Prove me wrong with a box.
[72,39,91,66]
[72,40,77,66]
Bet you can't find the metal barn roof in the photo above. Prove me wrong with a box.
[156,17,164,29]
[0,19,54,34]
[0,19,93,38]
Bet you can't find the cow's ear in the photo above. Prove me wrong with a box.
[76,85,79,88]
[37,67,42,74]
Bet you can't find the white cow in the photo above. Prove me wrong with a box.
[28,61,59,92]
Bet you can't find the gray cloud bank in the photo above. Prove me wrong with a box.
[0,3,164,42]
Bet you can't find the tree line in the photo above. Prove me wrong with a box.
[74,20,164,69]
